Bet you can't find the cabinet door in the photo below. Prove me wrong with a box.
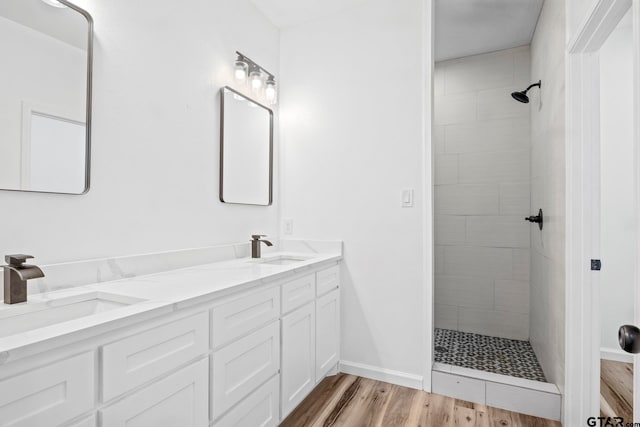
[281,301,315,419]
[316,289,340,381]
[100,358,208,427]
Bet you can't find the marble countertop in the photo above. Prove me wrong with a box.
[0,249,341,365]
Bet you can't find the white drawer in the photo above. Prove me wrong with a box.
[212,321,280,420]
[316,266,340,296]
[211,286,280,348]
[213,375,279,427]
[100,358,209,427]
[281,274,315,314]
[101,312,209,401]
[0,352,94,427]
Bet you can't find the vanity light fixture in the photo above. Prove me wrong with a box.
[249,68,264,92]
[265,77,277,105]
[234,51,277,105]
[41,0,67,8]
[234,60,248,84]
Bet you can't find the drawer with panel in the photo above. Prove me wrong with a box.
[213,375,279,427]
[0,351,94,427]
[316,265,340,296]
[100,358,209,427]
[101,312,209,402]
[211,286,280,349]
[281,273,315,314]
[211,321,280,420]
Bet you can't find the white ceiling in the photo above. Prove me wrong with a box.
[435,0,544,62]
[0,0,88,50]
[251,0,544,62]
[250,0,366,29]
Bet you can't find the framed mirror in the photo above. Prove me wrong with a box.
[220,86,273,206]
[0,0,93,195]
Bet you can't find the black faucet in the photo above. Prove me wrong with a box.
[251,235,273,259]
[2,255,45,304]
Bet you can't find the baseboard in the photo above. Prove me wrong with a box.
[339,360,423,390]
[601,347,633,363]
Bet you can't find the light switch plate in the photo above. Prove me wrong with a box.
[401,189,414,208]
[283,218,293,235]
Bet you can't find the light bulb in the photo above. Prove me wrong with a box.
[234,60,248,84]
[41,0,67,7]
[265,79,277,105]
[249,70,263,93]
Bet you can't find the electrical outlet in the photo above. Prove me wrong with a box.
[283,218,293,235]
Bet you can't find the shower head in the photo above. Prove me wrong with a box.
[511,91,530,103]
[511,80,542,104]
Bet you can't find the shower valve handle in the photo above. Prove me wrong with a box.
[525,209,543,230]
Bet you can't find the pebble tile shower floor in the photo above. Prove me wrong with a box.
[434,328,547,382]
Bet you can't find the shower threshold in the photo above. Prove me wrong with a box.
[431,329,561,421]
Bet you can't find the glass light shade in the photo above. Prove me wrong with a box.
[265,80,277,105]
[41,0,67,7]
[234,60,248,84]
[249,71,263,92]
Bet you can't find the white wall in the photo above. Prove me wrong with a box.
[279,0,426,379]
[0,16,86,189]
[599,13,635,352]
[0,0,280,267]
[433,46,532,341]
[530,0,566,390]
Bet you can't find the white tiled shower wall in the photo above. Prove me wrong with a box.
[529,0,566,390]
[434,46,532,340]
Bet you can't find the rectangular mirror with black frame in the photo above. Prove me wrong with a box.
[0,0,93,195]
[219,86,273,206]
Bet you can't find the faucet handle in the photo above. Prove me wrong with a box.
[5,254,34,266]
[251,235,268,240]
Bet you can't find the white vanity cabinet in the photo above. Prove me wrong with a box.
[0,260,341,427]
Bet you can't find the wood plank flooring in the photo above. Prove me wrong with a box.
[281,374,561,427]
[600,359,633,421]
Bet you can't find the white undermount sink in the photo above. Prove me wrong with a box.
[0,292,146,338]
[253,255,312,265]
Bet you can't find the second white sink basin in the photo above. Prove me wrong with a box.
[0,292,146,338]
[254,255,312,265]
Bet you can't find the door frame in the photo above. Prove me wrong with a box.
[565,0,637,423]
[422,0,435,393]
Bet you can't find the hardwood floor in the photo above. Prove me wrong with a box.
[281,374,561,427]
[601,359,633,421]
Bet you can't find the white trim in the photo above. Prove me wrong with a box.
[339,361,424,390]
[633,1,640,422]
[421,0,434,393]
[433,362,561,394]
[601,347,634,363]
[565,0,635,424]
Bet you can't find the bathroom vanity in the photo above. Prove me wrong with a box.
[0,245,341,427]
